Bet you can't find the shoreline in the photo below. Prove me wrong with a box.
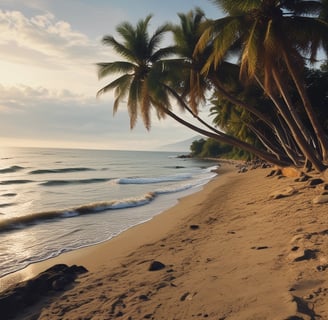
[0,161,230,293]
[4,162,328,319]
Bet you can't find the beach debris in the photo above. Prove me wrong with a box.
[292,295,319,319]
[190,224,200,230]
[294,173,311,182]
[269,186,297,199]
[139,294,150,301]
[316,264,328,272]
[267,169,282,177]
[237,166,248,173]
[251,246,269,250]
[0,264,88,319]
[294,249,319,262]
[307,178,324,187]
[148,260,166,271]
[180,292,190,301]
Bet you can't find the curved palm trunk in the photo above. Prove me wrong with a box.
[275,115,304,166]
[271,69,314,146]
[282,49,328,162]
[167,84,291,163]
[160,105,291,167]
[255,73,326,172]
[246,123,286,161]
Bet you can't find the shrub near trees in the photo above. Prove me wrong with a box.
[97,1,328,173]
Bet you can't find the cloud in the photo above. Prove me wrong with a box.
[0,4,206,150]
[0,84,195,150]
[0,9,112,69]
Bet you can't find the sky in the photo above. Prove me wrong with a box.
[0,0,222,151]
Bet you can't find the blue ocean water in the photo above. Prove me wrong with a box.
[0,147,218,278]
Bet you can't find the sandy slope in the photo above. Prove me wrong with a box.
[7,162,328,319]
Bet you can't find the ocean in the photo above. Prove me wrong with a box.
[0,147,217,278]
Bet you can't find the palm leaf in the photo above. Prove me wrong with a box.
[97,74,131,97]
[102,35,136,62]
[97,61,135,79]
[240,20,259,79]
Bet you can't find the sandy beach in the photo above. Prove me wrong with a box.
[3,162,328,319]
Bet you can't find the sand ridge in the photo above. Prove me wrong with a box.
[6,163,328,319]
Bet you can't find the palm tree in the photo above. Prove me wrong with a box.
[170,7,305,165]
[97,15,291,167]
[97,15,175,130]
[197,0,328,171]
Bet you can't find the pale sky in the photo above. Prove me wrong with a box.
[0,0,221,151]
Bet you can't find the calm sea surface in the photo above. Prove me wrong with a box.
[0,147,217,278]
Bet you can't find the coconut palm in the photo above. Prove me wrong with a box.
[170,7,306,166]
[97,15,291,167]
[97,15,175,130]
[197,0,328,171]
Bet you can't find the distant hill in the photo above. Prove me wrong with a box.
[160,135,204,152]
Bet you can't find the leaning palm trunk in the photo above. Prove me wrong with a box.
[275,115,305,166]
[161,106,291,167]
[271,69,314,146]
[166,84,290,163]
[282,49,328,163]
[255,73,325,172]
[158,86,291,166]
[246,123,295,164]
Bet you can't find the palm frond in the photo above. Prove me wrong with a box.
[148,23,170,54]
[96,73,132,99]
[102,35,136,62]
[240,20,259,79]
[283,1,322,16]
[150,46,176,63]
[97,61,135,79]
[211,0,262,14]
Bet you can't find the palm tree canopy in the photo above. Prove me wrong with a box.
[202,0,328,81]
[97,15,175,130]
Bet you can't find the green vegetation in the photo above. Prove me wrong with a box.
[97,1,328,172]
[190,137,256,160]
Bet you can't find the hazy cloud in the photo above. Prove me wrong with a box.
[0,84,195,150]
[0,10,112,68]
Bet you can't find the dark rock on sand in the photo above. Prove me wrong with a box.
[294,249,318,262]
[294,174,310,182]
[0,264,88,319]
[148,261,166,271]
[190,224,200,230]
[307,178,324,186]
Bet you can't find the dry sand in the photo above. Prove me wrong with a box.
[4,162,328,319]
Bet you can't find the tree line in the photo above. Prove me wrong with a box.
[96,0,328,172]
